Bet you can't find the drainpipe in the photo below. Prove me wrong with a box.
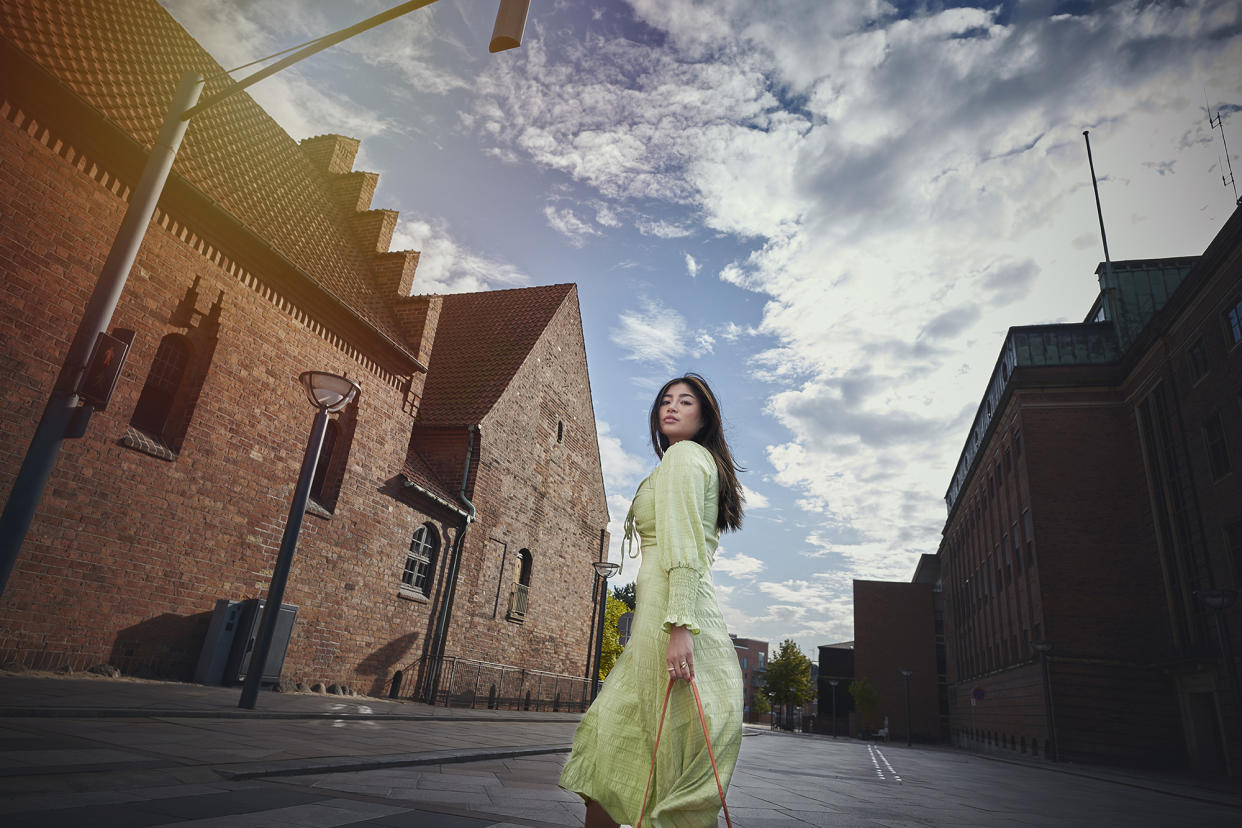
[422,424,479,704]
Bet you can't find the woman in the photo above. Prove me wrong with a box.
[560,373,745,827]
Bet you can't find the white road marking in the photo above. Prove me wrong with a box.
[867,744,886,780]
[874,746,903,783]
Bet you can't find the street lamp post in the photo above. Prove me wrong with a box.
[590,560,620,699]
[829,679,839,739]
[238,372,359,709]
[900,669,913,746]
[1031,640,1058,761]
[0,0,531,600]
[1196,589,1242,744]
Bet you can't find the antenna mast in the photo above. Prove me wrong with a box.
[1206,93,1240,205]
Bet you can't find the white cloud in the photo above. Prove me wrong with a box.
[684,252,700,278]
[596,419,646,490]
[714,545,764,579]
[637,218,693,238]
[543,205,602,246]
[741,484,768,509]
[390,218,529,294]
[610,298,692,371]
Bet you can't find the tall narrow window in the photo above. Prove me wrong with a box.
[1225,297,1242,346]
[517,548,533,586]
[1188,337,1209,383]
[402,523,438,597]
[1226,520,1242,580]
[508,549,534,621]
[1203,413,1231,480]
[130,334,190,438]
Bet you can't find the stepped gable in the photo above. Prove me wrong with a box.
[0,0,409,348]
[417,284,576,426]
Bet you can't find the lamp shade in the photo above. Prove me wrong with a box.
[299,371,360,413]
[593,560,620,579]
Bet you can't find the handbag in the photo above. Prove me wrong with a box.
[635,677,733,828]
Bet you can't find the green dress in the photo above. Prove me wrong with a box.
[559,440,743,827]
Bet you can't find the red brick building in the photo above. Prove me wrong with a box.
[729,634,768,723]
[938,207,1242,771]
[0,0,609,706]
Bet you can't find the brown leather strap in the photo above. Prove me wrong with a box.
[636,678,733,828]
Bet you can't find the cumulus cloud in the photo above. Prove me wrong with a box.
[684,252,700,278]
[714,545,765,579]
[390,218,529,294]
[741,484,768,509]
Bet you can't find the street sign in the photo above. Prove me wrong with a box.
[76,330,131,410]
[972,686,985,701]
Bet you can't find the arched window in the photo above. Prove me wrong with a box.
[402,523,439,596]
[517,548,533,587]
[556,420,564,443]
[310,420,340,504]
[130,334,190,437]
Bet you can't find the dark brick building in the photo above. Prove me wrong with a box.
[938,206,1242,771]
[853,580,941,743]
[0,0,609,706]
[817,641,855,736]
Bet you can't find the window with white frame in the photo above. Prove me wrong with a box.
[402,523,438,596]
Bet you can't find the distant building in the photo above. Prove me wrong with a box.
[853,580,941,742]
[0,0,609,708]
[818,641,856,736]
[730,635,769,723]
[938,207,1242,771]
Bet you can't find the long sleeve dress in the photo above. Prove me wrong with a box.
[559,439,743,827]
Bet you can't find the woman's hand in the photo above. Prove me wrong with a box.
[666,625,695,682]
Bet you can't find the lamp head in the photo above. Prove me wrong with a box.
[593,560,621,580]
[489,0,530,52]
[300,371,360,413]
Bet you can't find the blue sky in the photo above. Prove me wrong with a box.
[161,0,1241,657]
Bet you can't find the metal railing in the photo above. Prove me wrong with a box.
[395,654,591,712]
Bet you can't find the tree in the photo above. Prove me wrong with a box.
[611,581,635,610]
[849,677,880,732]
[750,690,770,719]
[763,639,814,727]
[598,595,629,680]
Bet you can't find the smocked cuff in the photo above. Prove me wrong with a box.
[662,566,701,634]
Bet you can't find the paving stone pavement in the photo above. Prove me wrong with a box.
[3,673,1242,826]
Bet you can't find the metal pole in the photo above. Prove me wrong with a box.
[591,573,608,699]
[1039,650,1058,761]
[1083,130,1117,322]
[831,682,838,739]
[239,406,328,709]
[0,71,204,598]
[903,672,912,746]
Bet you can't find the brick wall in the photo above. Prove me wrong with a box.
[440,292,611,685]
[853,580,940,741]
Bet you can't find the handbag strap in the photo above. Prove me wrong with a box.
[636,677,733,828]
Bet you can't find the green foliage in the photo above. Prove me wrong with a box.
[750,691,771,716]
[762,639,814,709]
[611,581,636,610]
[849,677,880,729]
[598,595,629,680]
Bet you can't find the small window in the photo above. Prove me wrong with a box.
[1003,446,1011,472]
[557,420,564,443]
[1188,337,1209,383]
[1023,509,1035,568]
[1226,297,1242,347]
[1203,413,1231,480]
[402,523,439,596]
[517,548,533,586]
[1014,430,1023,457]
[130,334,190,438]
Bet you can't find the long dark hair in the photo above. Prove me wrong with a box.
[648,373,745,533]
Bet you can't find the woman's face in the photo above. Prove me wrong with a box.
[658,381,703,446]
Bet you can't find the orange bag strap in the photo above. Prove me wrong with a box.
[635,677,733,828]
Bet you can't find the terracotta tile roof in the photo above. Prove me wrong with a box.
[400,450,464,514]
[417,284,575,426]
[0,0,407,348]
